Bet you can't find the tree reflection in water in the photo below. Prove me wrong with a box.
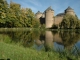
[35,30,80,52]
[0,30,80,52]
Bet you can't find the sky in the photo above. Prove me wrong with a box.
[7,0,80,19]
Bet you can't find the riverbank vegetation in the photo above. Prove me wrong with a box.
[0,41,80,60]
[0,0,40,28]
[59,14,80,29]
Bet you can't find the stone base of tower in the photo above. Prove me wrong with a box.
[46,21,53,28]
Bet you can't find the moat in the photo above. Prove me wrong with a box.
[0,29,80,53]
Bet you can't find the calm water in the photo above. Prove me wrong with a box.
[0,30,80,52]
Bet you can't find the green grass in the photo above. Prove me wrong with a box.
[0,42,59,60]
[0,28,33,32]
[0,42,80,60]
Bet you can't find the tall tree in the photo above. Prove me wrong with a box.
[60,14,79,29]
[0,0,40,28]
[0,0,9,27]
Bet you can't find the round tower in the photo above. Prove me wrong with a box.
[45,6,54,28]
[65,6,75,16]
[35,11,42,19]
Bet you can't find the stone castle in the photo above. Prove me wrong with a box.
[35,6,75,28]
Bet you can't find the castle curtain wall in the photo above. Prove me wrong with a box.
[54,16,63,27]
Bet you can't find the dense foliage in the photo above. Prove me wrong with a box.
[0,0,40,28]
[59,14,80,29]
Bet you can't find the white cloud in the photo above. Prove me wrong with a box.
[18,0,38,13]
[28,0,42,7]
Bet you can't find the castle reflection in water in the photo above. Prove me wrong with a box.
[35,30,80,51]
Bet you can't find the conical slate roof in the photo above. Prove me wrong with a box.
[56,13,65,16]
[65,6,73,11]
[36,11,42,14]
[45,6,54,11]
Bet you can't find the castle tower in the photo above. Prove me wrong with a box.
[45,6,54,28]
[35,11,42,19]
[65,6,75,16]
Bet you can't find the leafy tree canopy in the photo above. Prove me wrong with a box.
[59,14,80,29]
[0,0,40,28]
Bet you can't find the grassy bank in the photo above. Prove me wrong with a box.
[0,42,79,60]
[0,28,36,31]
[0,42,58,60]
